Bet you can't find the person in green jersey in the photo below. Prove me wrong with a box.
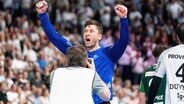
[139,45,168,104]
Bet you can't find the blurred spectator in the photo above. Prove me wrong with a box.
[118,44,136,82]
[30,70,44,88]
[132,49,144,85]
[100,6,111,30]
[129,3,142,32]
[28,86,42,104]
[100,29,114,47]
[23,41,37,62]
[40,88,49,104]
[6,84,19,104]
[37,50,47,71]
[0,81,8,104]
[5,70,14,89]
[166,0,183,20]
[78,1,94,25]
[0,62,5,83]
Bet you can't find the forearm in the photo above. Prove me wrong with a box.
[99,85,111,101]
[119,18,129,50]
[147,76,162,104]
[139,92,146,104]
[39,13,72,54]
[139,75,146,104]
[93,73,111,101]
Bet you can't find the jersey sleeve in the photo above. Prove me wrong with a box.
[92,72,107,95]
[49,70,56,88]
[103,18,129,63]
[39,13,73,54]
[139,72,146,92]
[155,52,166,78]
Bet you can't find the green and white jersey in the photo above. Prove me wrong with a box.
[155,45,184,104]
[139,64,166,104]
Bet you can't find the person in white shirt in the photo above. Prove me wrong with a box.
[148,22,184,104]
[49,45,110,104]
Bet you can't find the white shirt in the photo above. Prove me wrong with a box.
[50,67,105,104]
[155,44,184,104]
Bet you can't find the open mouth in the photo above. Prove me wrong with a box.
[86,38,90,42]
[85,37,91,43]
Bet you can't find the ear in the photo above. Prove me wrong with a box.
[176,34,180,44]
[85,59,89,68]
[98,34,102,40]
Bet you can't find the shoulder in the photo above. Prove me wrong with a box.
[51,68,66,74]
[159,45,181,60]
[71,67,96,73]
[162,45,181,54]
[82,67,96,73]
[147,64,157,71]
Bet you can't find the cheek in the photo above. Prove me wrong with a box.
[91,35,98,41]
[94,35,101,41]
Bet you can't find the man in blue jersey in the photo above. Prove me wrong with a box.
[36,1,129,104]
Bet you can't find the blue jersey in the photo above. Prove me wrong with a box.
[39,13,129,104]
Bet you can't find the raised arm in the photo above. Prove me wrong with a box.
[104,4,129,63]
[36,0,72,54]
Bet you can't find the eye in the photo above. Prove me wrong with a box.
[90,29,94,33]
[84,29,88,33]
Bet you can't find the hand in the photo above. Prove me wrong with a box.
[114,4,128,18]
[86,58,95,70]
[36,0,48,14]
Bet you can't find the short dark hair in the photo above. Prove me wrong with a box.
[66,45,88,67]
[84,20,103,34]
[152,45,167,58]
[176,22,184,43]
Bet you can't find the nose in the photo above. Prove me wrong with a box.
[84,32,90,37]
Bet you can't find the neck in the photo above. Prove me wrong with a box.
[87,45,100,52]
[179,41,184,44]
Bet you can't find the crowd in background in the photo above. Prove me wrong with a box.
[0,0,183,104]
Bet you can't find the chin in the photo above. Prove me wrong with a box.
[85,44,93,49]
[85,45,91,48]
[85,43,90,47]
[85,42,96,49]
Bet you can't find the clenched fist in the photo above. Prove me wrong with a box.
[114,4,128,18]
[36,0,48,14]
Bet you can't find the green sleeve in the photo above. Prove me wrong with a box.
[139,72,145,92]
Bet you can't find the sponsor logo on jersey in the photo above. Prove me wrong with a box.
[155,95,164,101]
[155,61,161,72]
[177,92,184,101]
[93,54,99,60]
[145,71,155,77]
[168,54,184,59]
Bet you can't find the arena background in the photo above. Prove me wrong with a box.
[0,0,183,103]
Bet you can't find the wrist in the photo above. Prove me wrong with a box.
[121,16,127,19]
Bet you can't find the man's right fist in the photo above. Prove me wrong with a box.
[114,4,128,18]
[36,0,48,14]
